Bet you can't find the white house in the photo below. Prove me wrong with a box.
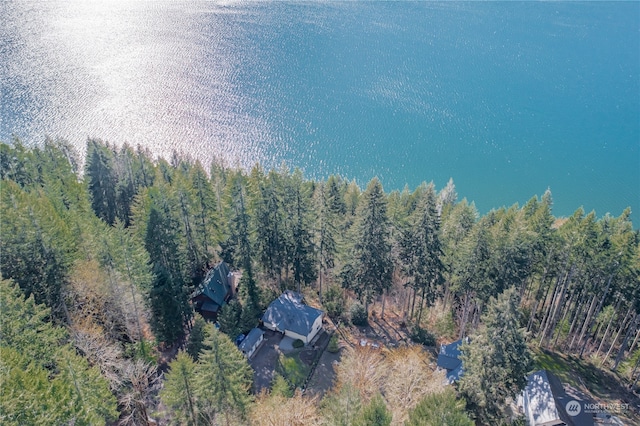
[261,291,323,344]
[238,327,265,359]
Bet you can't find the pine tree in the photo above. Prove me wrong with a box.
[343,178,393,313]
[174,173,205,282]
[406,388,473,426]
[252,168,287,282]
[0,278,66,368]
[189,161,219,258]
[195,325,254,425]
[315,182,338,303]
[0,346,74,426]
[398,184,445,322]
[217,299,243,339]
[451,217,493,337]
[270,373,294,398]
[458,287,532,424]
[239,273,262,333]
[288,169,317,292]
[438,177,458,215]
[353,393,391,426]
[85,139,118,225]
[0,140,38,186]
[113,144,138,227]
[0,181,77,316]
[0,279,118,425]
[321,383,362,426]
[186,313,210,360]
[221,173,253,275]
[148,265,188,344]
[160,351,200,426]
[138,188,192,344]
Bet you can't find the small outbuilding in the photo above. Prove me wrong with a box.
[238,327,265,359]
[261,291,323,345]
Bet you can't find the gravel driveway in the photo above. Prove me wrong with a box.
[249,329,284,393]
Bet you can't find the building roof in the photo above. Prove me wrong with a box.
[439,338,463,358]
[192,262,231,312]
[524,370,563,425]
[437,338,467,383]
[446,363,464,384]
[261,291,323,337]
[239,327,264,352]
[437,339,463,370]
[523,370,594,426]
[437,353,462,371]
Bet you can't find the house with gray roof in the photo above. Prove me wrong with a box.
[191,262,235,320]
[261,291,324,344]
[436,338,466,384]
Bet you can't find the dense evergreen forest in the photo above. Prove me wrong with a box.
[1,138,639,425]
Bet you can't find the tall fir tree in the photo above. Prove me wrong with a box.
[315,181,339,302]
[343,178,393,313]
[189,161,219,259]
[137,188,192,344]
[0,279,118,425]
[85,139,118,225]
[238,273,262,333]
[287,169,317,292]
[252,168,287,282]
[195,325,254,425]
[221,173,254,276]
[217,298,243,339]
[399,184,445,322]
[406,388,473,426]
[0,180,77,315]
[353,393,392,426]
[458,287,532,424]
[451,217,494,337]
[160,351,200,426]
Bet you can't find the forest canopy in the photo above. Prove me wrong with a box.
[1,138,638,425]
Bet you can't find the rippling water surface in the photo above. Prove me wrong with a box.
[1,1,638,220]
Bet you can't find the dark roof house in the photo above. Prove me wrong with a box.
[261,291,324,344]
[520,370,594,426]
[191,262,234,319]
[436,338,466,384]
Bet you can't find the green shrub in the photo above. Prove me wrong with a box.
[292,339,304,348]
[328,334,339,353]
[410,326,436,346]
[271,373,293,398]
[350,302,368,326]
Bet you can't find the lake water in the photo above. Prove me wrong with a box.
[1,1,638,222]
